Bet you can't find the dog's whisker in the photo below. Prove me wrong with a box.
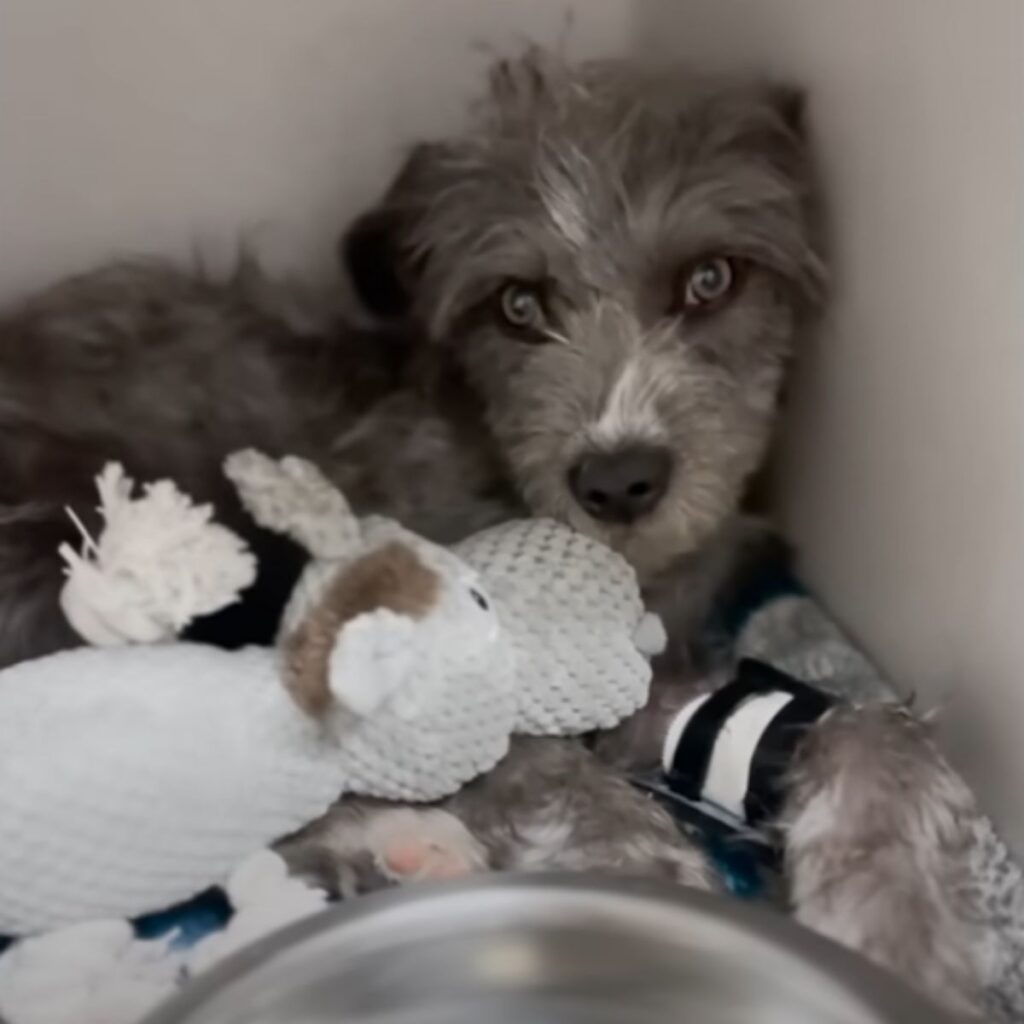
[541,327,571,346]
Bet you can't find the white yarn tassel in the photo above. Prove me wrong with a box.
[59,464,256,647]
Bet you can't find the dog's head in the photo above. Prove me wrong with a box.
[344,50,826,578]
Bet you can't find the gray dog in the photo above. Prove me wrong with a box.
[0,49,981,1015]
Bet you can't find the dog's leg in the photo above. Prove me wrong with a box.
[280,739,713,898]
[445,736,715,889]
[275,799,489,899]
[781,704,985,1017]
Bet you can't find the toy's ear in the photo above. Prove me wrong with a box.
[327,610,421,716]
[282,540,442,716]
[284,606,422,718]
[224,450,361,559]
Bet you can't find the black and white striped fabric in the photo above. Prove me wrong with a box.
[662,660,836,830]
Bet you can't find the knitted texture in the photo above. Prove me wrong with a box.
[0,457,657,935]
[454,518,657,733]
[0,852,327,1024]
[0,646,343,933]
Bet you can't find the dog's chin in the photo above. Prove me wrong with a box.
[524,492,707,584]
[608,517,710,583]
[516,472,727,581]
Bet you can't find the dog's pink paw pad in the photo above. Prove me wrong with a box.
[382,840,432,876]
[367,808,489,884]
[420,848,478,880]
[382,840,475,880]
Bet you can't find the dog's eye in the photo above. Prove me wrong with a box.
[498,281,547,335]
[469,587,490,611]
[678,257,740,312]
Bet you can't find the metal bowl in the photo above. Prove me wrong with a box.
[143,875,952,1024]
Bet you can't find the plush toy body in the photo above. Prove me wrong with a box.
[0,452,663,935]
[0,645,349,932]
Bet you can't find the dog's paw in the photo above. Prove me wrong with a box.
[277,807,489,902]
[365,809,489,883]
[277,842,390,901]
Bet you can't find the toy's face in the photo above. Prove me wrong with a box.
[346,520,502,667]
[282,527,518,802]
[454,518,656,734]
[412,539,500,656]
[359,536,507,725]
[340,647,518,803]
[329,538,518,802]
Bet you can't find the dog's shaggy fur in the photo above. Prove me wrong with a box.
[0,49,981,1013]
[343,54,824,580]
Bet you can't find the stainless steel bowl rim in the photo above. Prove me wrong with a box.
[141,873,954,1024]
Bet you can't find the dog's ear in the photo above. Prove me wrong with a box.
[342,208,414,320]
[341,144,441,321]
[766,83,808,138]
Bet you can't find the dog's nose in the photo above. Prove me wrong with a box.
[568,445,673,523]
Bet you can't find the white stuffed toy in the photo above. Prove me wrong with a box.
[0,451,664,936]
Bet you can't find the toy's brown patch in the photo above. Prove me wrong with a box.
[284,540,441,716]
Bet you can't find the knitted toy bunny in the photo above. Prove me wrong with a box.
[0,451,664,935]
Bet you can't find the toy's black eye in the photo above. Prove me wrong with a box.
[469,588,490,611]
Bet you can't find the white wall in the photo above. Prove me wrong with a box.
[635,0,1024,849]
[0,0,630,299]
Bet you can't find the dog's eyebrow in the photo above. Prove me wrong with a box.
[646,173,820,289]
[428,229,555,332]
